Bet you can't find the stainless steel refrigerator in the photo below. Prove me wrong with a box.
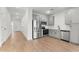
[32,17,42,39]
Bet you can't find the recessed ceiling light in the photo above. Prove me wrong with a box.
[46,10,51,14]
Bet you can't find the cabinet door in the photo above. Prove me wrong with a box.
[65,11,71,25]
[48,15,54,26]
[49,29,59,38]
[54,30,59,38]
[65,8,79,24]
[49,29,52,36]
[49,29,54,37]
[70,8,79,23]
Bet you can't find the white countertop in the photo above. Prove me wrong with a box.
[44,25,70,31]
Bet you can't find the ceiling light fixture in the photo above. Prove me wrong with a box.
[46,8,54,14]
[46,10,51,14]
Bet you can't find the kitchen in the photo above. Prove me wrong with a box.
[32,7,79,44]
[0,7,79,51]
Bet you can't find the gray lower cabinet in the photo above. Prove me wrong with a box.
[49,29,54,37]
[49,29,70,41]
[49,29,60,39]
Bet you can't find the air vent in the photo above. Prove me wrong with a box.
[50,9,54,10]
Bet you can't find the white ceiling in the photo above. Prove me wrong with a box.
[7,7,72,17]
[7,7,26,21]
[6,7,72,21]
[32,7,71,15]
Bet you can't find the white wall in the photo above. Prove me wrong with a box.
[13,20,21,31]
[0,7,11,47]
[22,8,32,40]
[53,11,70,30]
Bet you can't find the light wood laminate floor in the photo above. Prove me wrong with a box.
[0,32,79,52]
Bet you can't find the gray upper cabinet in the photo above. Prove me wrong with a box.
[65,10,72,25]
[65,8,79,24]
[71,8,79,23]
[48,15,54,26]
